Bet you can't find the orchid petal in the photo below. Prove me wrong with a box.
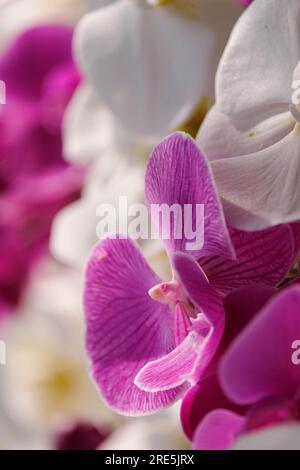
[84,236,184,415]
[180,376,245,440]
[211,129,300,230]
[173,253,225,328]
[181,284,275,439]
[63,84,120,165]
[193,409,245,450]
[220,286,300,405]
[136,253,225,392]
[216,0,300,131]
[145,132,235,260]
[135,315,213,392]
[0,25,73,100]
[197,106,293,161]
[200,225,294,296]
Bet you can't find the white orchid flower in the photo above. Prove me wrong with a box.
[197,0,300,230]
[73,0,243,138]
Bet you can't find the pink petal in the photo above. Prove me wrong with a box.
[145,132,235,260]
[0,25,74,100]
[181,376,246,440]
[181,284,274,440]
[220,286,300,405]
[200,225,294,296]
[84,236,184,415]
[136,254,225,392]
[173,253,225,327]
[208,284,277,379]
[193,409,245,450]
[174,303,192,346]
[239,0,254,6]
[135,315,212,392]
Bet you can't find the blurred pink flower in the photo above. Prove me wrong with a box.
[53,421,110,451]
[239,0,253,6]
[0,25,84,313]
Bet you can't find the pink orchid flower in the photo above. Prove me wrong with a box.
[84,132,294,415]
[191,285,300,449]
[0,25,84,311]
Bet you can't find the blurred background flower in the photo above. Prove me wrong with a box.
[0,0,188,449]
[0,21,84,316]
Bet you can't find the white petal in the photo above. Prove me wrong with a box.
[63,84,120,165]
[197,105,293,160]
[74,0,242,136]
[216,0,300,131]
[50,197,99,268]
[50,151,163,267]
[211,126,300,230]
[233,424,300,450]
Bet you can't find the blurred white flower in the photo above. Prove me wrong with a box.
[0,0,84,50]
[0,257,122,449]
[53,0,242,271]
[101,404,189,451]
[232,424,300,450]
[52,83,170,274]
[74,0,243,138]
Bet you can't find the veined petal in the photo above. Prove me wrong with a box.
[216,0,300,130]
[193,409,245,450]
[135,315,213,392]
[84,236,184,415]
[220,286,300,405]
[145,132,235,260]
[200,225,294,296]
[211,128,300,230]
